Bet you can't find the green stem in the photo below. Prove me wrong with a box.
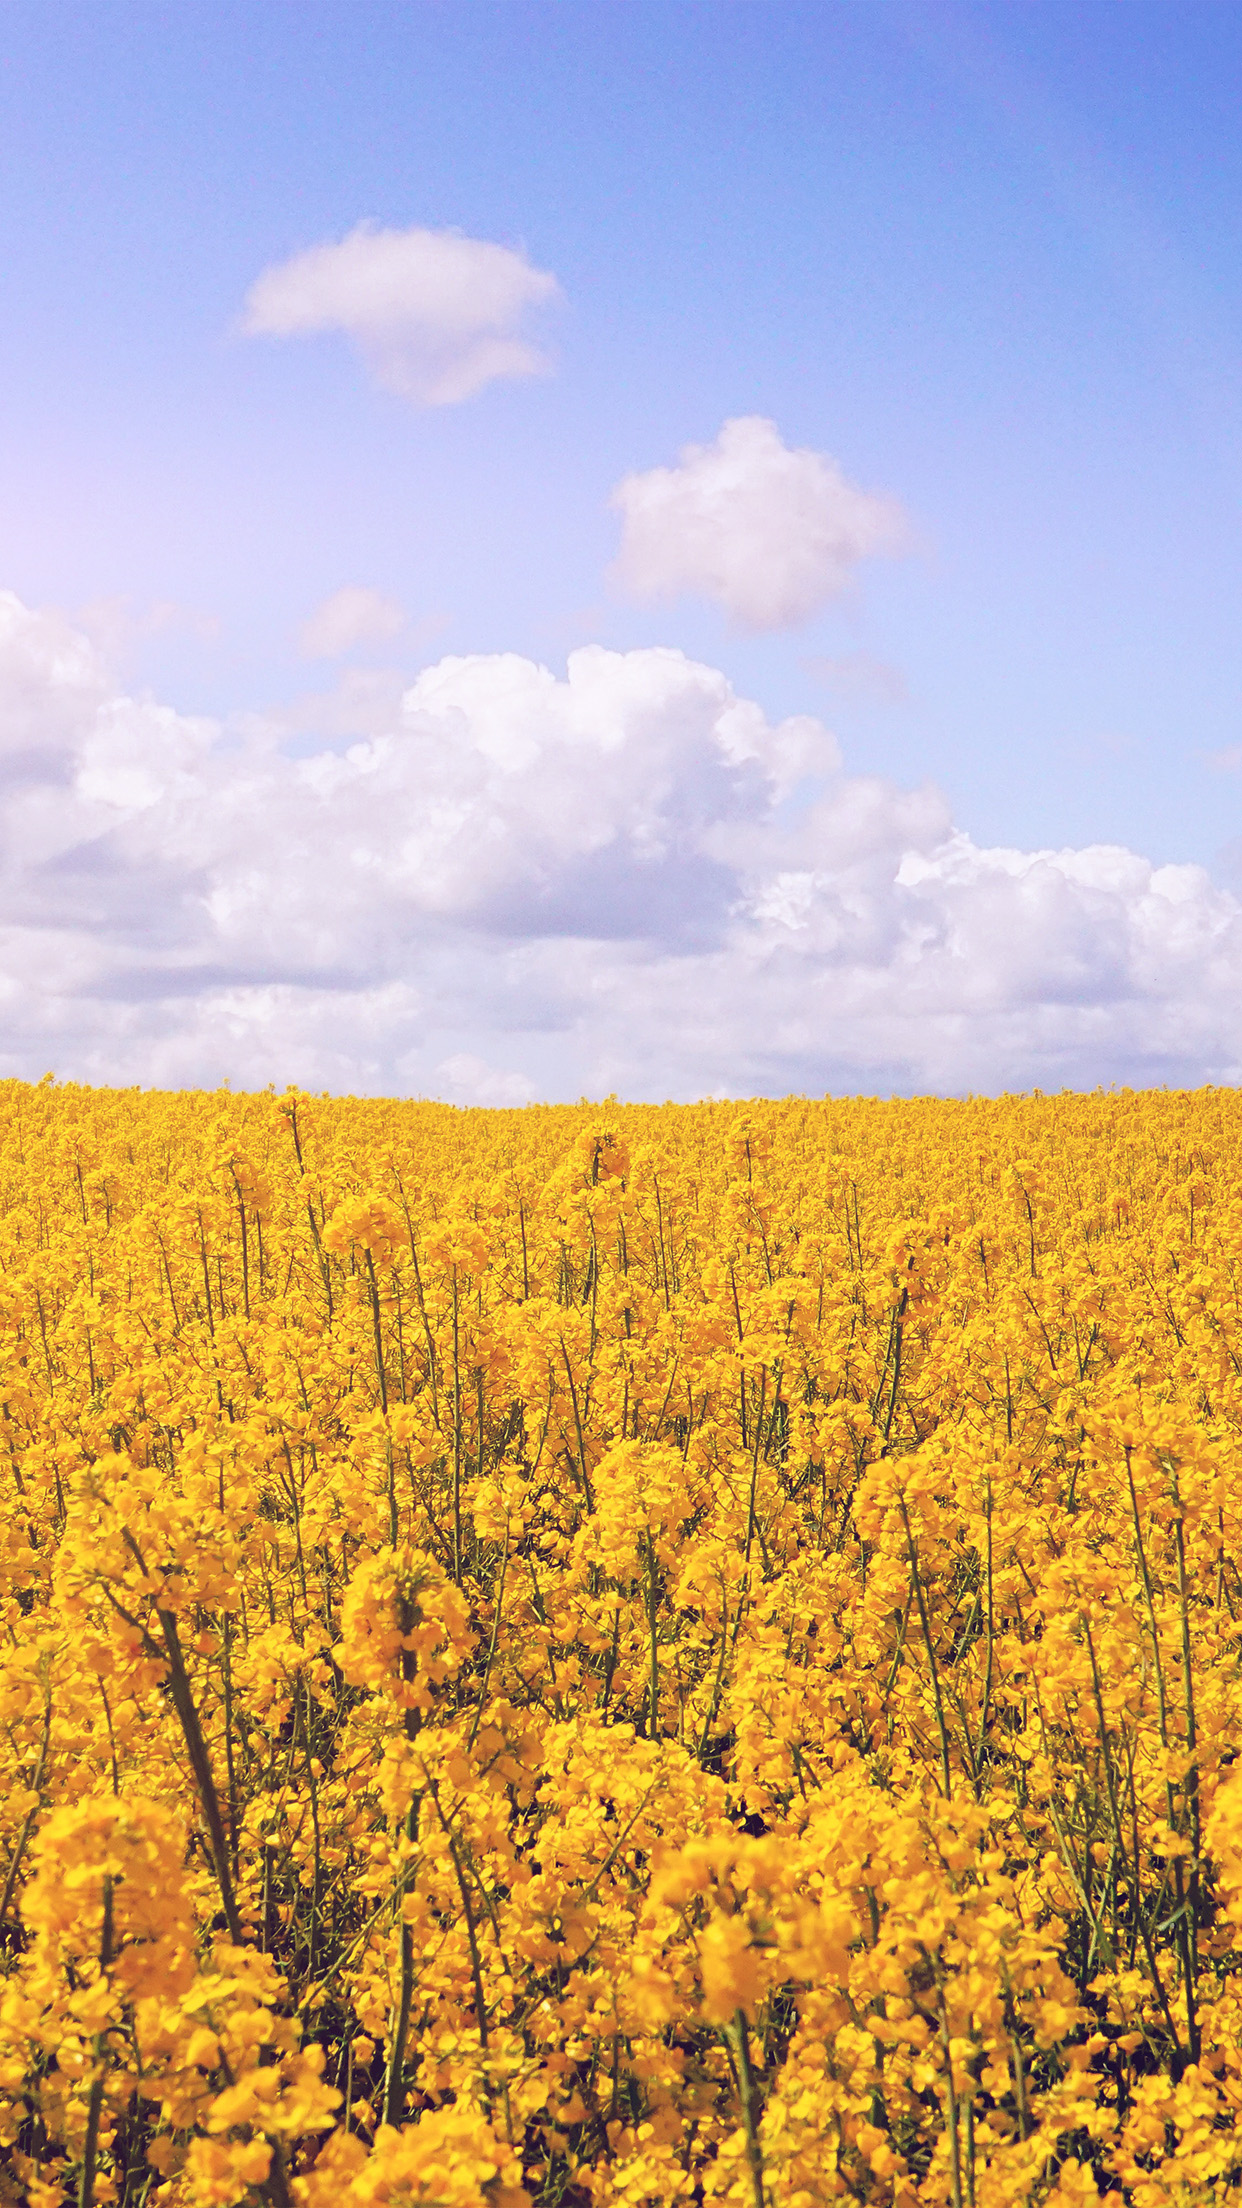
[897,1494,952,1799]
[728,2011,765,2208]
[77,1876,113,2208]
[935,1971,964,2208]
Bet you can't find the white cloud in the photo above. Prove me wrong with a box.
[435,1053,536,1108]
[806,651,909,706]
[610,416,909,630]
[0,585,1240,1100]
[299,587,407,658]
[242,222,561,404]
[76,598,221,663]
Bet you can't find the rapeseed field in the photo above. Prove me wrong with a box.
[3,1077,1242,2208]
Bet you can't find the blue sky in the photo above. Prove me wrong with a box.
[2,3,1242,1099]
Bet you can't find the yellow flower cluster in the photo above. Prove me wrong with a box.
[3,1076,1242,2206]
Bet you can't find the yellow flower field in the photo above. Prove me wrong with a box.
[3,1077,1242,2208]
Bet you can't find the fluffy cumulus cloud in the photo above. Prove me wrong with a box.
[1,584,1240,1100]
[242,222,561,404]
[298,586,407,659]
[611,416,910,629]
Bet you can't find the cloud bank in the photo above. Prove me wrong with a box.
[242,223,560,404]
[611,416,910,629]
[1,586,1239,1100]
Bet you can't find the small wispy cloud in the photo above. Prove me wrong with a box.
[805,651,909,706]
[77,597,221,663]
[242,222,561,405]
[299,586,407,659]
